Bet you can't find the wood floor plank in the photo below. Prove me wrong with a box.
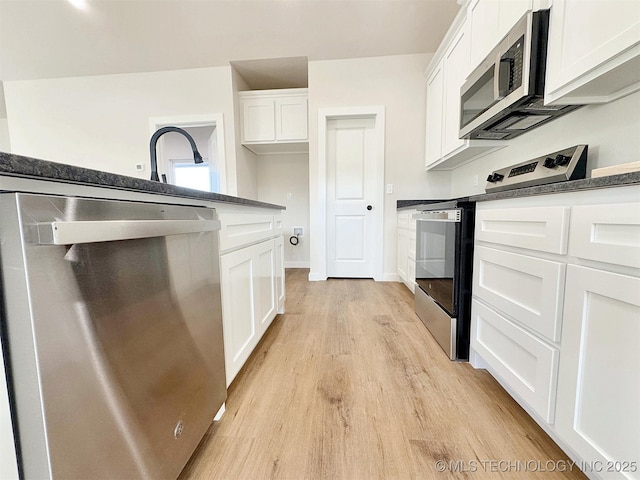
[179,270,586,479]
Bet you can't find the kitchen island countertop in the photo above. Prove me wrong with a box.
[0,151,285,210]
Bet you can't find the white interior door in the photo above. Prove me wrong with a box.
[326,116,376,278]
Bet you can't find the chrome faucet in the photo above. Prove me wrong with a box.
[149,126,203,182]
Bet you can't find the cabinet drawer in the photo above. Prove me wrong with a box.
[218,213,275,252]
[473,246,565,342]
[569,202,640,269]
[475,206,570,254]
[471,299,559,424]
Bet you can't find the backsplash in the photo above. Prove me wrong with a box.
[450,90,640,197]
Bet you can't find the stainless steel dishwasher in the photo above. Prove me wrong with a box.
[0,193,226,479]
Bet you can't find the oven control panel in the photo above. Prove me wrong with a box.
[485,145,588,193]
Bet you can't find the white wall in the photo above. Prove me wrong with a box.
[3,67,239,194]
[450,91,640,197]
[231,68,259,200]
[257,153,310,268]
[308,54,451,281]
[0,82,9,152]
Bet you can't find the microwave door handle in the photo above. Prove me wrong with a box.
[494,53,513,100]
[34,219,222,245]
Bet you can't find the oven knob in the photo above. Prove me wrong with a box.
[543,157,557,168]
[555,154,571,166]
[486,174,495,182]
[486,173,504,183]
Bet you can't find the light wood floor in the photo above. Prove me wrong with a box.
[180,269,585,479]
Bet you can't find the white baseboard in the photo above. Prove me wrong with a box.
[308,272,327,282]
[284,261,310,269]
[382,273,401,282]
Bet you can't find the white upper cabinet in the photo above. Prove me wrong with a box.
[425,62,444,164]
[424,7,505,170]
[545,0,640,104]
[468,0,533,69]
[239,88,308,154]
[468,0,501,68]
[442,27,469,156]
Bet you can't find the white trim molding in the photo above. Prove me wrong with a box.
[148,113,229,195]
[311,106,386,282]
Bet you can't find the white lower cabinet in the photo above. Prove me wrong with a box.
[217,210,285,387]
[471,186,640,479]
[220,238,281,386]
[397,209,416,293]
[275,235,285,314]
[556,266,640,479]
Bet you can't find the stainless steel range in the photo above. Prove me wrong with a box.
[413,199,475,360]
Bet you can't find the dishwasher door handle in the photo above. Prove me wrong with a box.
[36,219,221,245]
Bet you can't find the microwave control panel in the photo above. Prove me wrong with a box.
[485,145,588,193]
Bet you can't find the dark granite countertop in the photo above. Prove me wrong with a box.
[468,171,640,202]
[397,199,448,209]
[398,171,640,209]
[0,152,285,210]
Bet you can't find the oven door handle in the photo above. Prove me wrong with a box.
[412,211,461,222]
[34,219,221,245]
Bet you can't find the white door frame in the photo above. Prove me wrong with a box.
[148,113,228,194]
[312,106,385,281]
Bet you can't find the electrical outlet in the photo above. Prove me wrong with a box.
[293,227,304,236]
[135,164,145,172]
[286,192,292,200]
[473,174,479,187]
[386,183,393,194]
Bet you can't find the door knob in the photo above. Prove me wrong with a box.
[367,205,373,211]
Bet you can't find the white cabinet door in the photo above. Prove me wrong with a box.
[545,0,640,104]
[442,26,469,156]
[397,227,409,284]
[468,0,501,68]
[468,0,532,71]
[275,96,308,141]
[220,244,259,385]
[274,235,285,314]
[497,0,531,41]
[556,266,640,478]
[242,98,276,142]
[239,89,309,147]
[220,238,280,385]
[407,259,416,294]
[425,62,444,168]
[255,239,276,335]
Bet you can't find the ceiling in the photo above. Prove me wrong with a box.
[0,0,461,86]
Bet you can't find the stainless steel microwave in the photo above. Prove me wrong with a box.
[459,9,581,140]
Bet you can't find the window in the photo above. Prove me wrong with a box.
[168,159,219,193]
